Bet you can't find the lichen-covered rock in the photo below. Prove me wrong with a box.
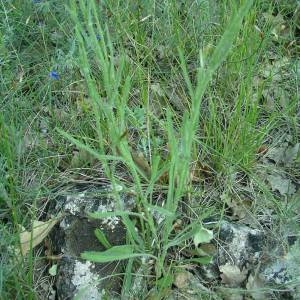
[199,220,264,284]
[258,237,300,299]
[217,221,264,268]
[48,184,135,299]
[56,257,120,300]
[198,220,300,299]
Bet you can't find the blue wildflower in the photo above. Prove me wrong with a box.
[32,0,43,3]
[96,34,101,41]
[49,70,60,80]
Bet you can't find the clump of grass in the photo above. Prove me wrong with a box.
[1,0,299,298]
[56,0,277,297]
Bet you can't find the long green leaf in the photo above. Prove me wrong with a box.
[208,1,254,73]
[121,258,134,298]
[81,245,154,263]
[184,256,212,265]
[166,225,201,249]
[94,228,112,249]
[56,128,124,162]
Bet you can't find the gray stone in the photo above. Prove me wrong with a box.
[198,220,299,299]
[216,221,264,268]
[48,184,135,299]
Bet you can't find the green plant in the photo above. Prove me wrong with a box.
[1,0,298,298]
[57,0,255,296]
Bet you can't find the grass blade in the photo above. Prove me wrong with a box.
[81,245,155,263]
[94,228,112,250]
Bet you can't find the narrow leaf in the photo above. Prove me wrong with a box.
[166,225,201,249]
[81,245,151,263]
[94,228,112,249]
[184,256,212,265]
[56,128,124,162]
[208,0,254,73]
[121,258,134,297]
[146,204,175,218]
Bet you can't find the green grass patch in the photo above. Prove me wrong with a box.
[1,0,299,298]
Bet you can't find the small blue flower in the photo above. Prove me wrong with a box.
[49,70,60,80]
[32,0,43,3]
[96,34,101,41]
